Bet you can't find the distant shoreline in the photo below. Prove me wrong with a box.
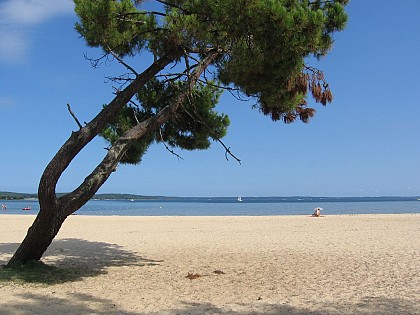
[0,192,171,201]
[1,191,420,202]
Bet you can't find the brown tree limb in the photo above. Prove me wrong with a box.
[181,95,242,165]
[58,49,221,215]
[38,54,173,213]
[7,56,174,267]
[66,103,83,129]
[7,49,219,267]
[159,127,183,161]
[218,140,241,165]
[106,45,139,76]
[84,52,110,68]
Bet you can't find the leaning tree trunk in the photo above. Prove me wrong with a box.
[6,50,219,267]
[6,205,66,267]
[6,55,173,267]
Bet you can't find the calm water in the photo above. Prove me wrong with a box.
[1,197,420,216]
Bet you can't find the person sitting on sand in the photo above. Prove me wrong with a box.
[312,207,322,217]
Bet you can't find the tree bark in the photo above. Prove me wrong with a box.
[6,56,172,268]
[6,207,66,268]
[6,49,219,268]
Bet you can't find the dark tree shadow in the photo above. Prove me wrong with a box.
[0,238,162,285]
[141,298,419,315]
[2,296,418,315]
[1,292,139,315]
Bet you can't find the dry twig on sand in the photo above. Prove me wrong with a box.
[186,272,202,280]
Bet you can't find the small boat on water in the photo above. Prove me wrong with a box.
[22,206,31,211]
[237,197,242,202]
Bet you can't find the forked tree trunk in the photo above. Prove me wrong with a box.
[5,51,219,268]
[5,56,173,268]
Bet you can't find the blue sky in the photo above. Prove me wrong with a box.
[0,0,419,197]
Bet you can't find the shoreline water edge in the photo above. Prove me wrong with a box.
[1,197,420,216]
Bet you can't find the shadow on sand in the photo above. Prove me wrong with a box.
[1,296,419,315]
[169,299,420,315]
[0,238,161,285]
[1,243,418,314]
[1,292,139,315]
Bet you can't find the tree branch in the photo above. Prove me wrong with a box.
[105,73,135,82]
[217,140,241,165]
[84,52,110,68]
[114,11,166,18]
[159,127,183,160]
[197,78,240,92]
[39,54,173,211]
[58,49,221,214]
[181,95,242,165]
[308,0,337,6]
[66,103,83,129]
[106,45,139,76]
[156,0,194,14]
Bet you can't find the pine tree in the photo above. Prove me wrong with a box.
[7,0,348,267]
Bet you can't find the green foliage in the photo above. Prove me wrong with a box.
[101,78,229,164]
[74,0,155,56]
[160,82,229,151]
[212,0,347,119]
[75,0,348,163]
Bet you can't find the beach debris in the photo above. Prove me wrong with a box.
[186,272,202,280]
[213,270,226,275]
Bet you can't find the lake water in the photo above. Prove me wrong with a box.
[1,197,420,216]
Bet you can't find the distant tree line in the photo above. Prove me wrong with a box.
[0,192,167,200]
[0,195,24,200]
[0,192,35,200]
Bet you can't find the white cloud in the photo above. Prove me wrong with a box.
[0,0,74,63]
[1,0,74,25]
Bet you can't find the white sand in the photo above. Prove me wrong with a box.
[0,214,419,314]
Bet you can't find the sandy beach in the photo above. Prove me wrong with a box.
[0,214,419,314]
